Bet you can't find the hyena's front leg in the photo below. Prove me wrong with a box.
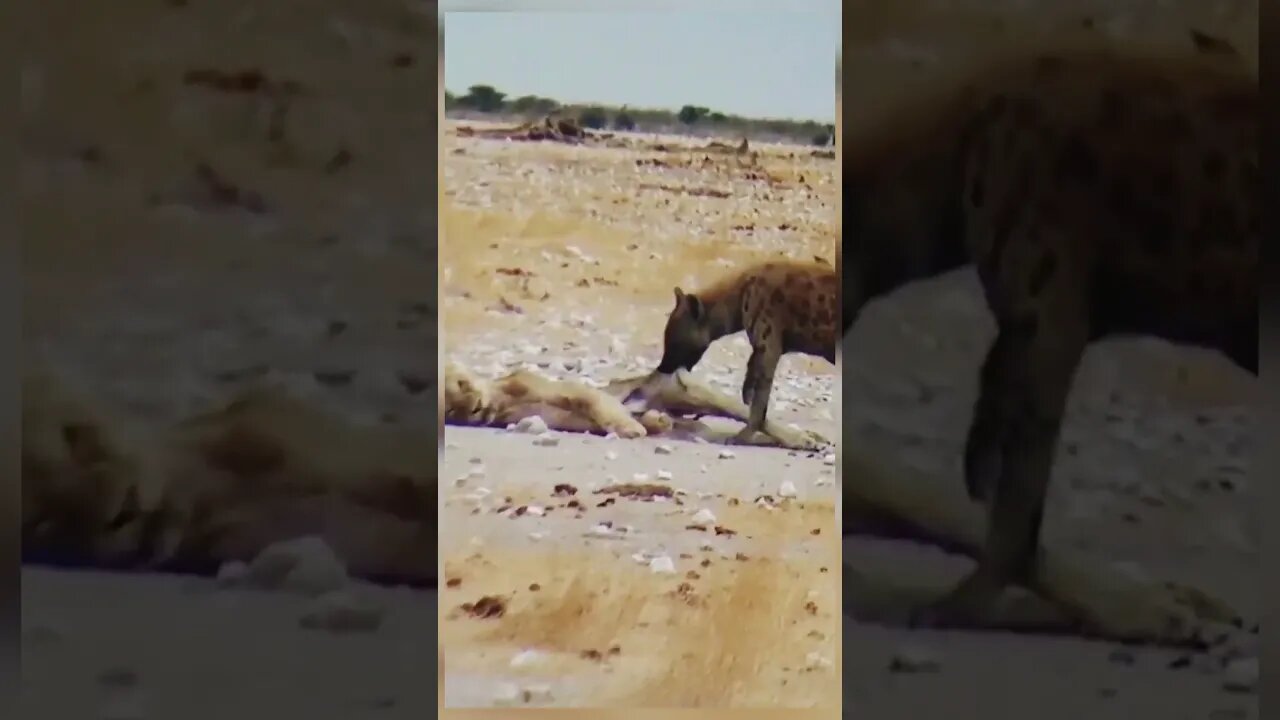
[732,332,782,444]
[963,325,1030,504]
[913,306,1088,629]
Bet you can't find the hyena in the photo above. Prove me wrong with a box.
[656,260,838,446]
[843,45,1256,627]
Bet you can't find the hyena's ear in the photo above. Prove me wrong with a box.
[685,294,704,319]
[672,287,685,306]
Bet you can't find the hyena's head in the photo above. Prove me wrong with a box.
[656,287,715,374]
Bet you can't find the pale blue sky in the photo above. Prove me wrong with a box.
[442,3,839,122]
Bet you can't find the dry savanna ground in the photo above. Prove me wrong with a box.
[439,119,840,708]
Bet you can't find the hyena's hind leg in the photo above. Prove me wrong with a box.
[733,329,783,444]
[914,272,1090,628]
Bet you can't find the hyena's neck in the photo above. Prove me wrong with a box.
[700,284,747,340]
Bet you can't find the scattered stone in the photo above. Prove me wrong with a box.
[493,683,522,706]
[691,508,717,525]
[656,469,674,481]
[552,483,578,496]
[649,555,677,574]
[533,434,560,447]
[718,449,736,459]
[778,480,798,498]
[655,444,674,455]
[528,531,548,542]
[888,646,941,673]
[215,560,249,588]
[523,684,554,703]
[822,453,835,466]
[460,595,507,619]
[605,450,619,460]
[245,536,349,596]
[1108,649,1137,666]
[299,590,384,634]
[510,649,545,668]
[586,523,617,538]
[514,416,548,434]
[524,505,545,517]
[805,652,833,670]
[1221,657,1257,693]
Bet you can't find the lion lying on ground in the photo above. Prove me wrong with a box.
[443,361,829,450]
[23,360,825,586]
[22,370,437,586]
[444,361,670,439]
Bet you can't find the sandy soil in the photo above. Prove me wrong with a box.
[438,115,841,708]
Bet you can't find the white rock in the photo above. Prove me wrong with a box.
[525,505,545,517]
[649,555,676,574]
[889,646,941,673]
[778,481,798,498]
[587,524,616,538]
[691,508,717,524]
[655,444,674,455]
[656,470,674,481]
[246,536,349,596]
[298,590,384,634]
[605,450,619,461]
[718,449,736,459]
[631,552,650,564]
[510,649,545,668]
[493,683,522,706]
[822,453,836,466]
[533,434,560,447]
[215,560,248,588]
[522,684,554,703]
[806,651,833,669]
[633,472,650,482]
[514,416,548,434]
[1222,657,1258,693]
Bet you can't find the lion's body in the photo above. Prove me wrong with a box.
[443,361,665,438]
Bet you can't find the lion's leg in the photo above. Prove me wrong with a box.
[580,395,647,439]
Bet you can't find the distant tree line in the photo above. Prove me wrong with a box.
[445,84,835,146]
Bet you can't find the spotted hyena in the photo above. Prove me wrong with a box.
[656,260,838,446]
[843,43,1256,627]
